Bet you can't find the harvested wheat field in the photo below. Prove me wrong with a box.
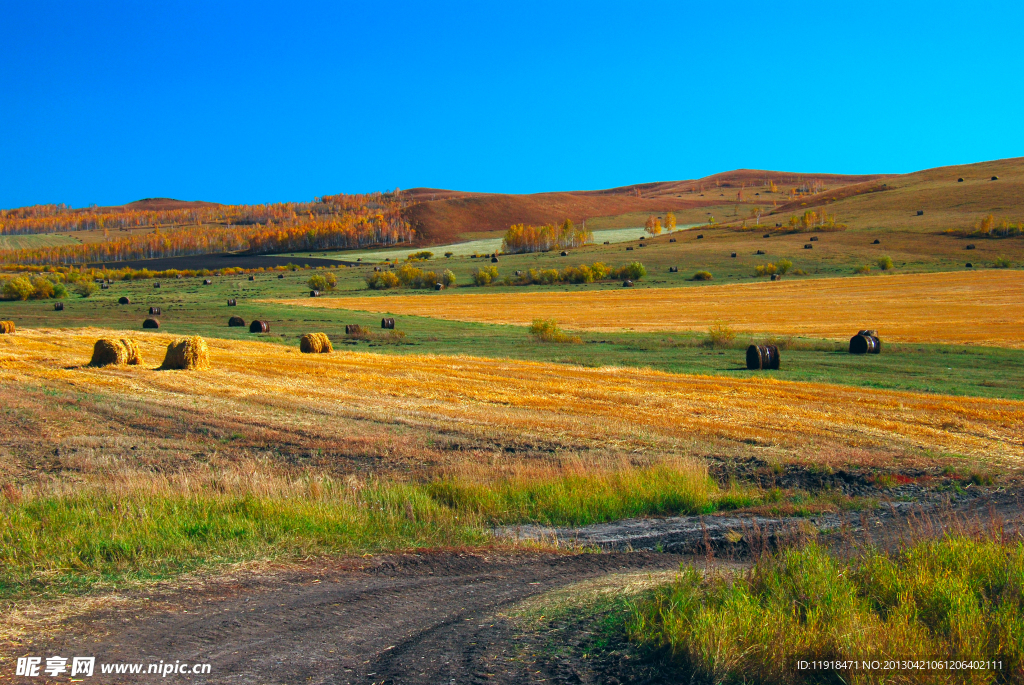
[1,328,1021,470]
[275,270,1024,347]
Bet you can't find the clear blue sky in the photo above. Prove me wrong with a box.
[2,1,1022,208]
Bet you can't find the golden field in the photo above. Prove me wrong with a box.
[1,328,1020,477]
[274,270,1024,347]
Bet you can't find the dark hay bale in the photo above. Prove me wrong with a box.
[697,234,704,239]
[175,274,182,279]
[101,283,110,289]
[872,239,881,244]
[227,299,237,306]
[857,330,879,338]
[849,334,881,355]
[249,275,255,281]
[54,302,64,311]
[763,233,771,238]
[603,241,610,245]
[669,238,676,242]
[966,244,976,250]
[746,344,780,370]
[991,176,998,181]
[966,262,973,268]
[381,317,395,329]
[756,250,766,255]
[346,324,365,336]
[622,280,633,287]
[560,251,568,256]
[90,338,143,367]
[957,178,964,182]
[160,336,209,370]
[731,252,737,258]
[203,279,212,285]
[149,307,161,315]
[310,290,321,297]
[515,270,523,277]
[228,316,245,327]
[373,267,380,272]
[916,210,924,216]
[804,244,813,249]
[278,274,285,279]
[0,321,15,334]
[249,320,270,333]
[300,332,333,354]
[771,274,780,281]
[669,266,678,273]
[810,236,819,241]
[638,243,645,247]
[435,283,444,290]
[626,247,634,251]
[143,318,160,329]
[491,256,499,263]
[118,296,130,304]
[154,282,161,288]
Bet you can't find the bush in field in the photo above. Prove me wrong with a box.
[528,319,581,344]
[75,281,99,297]
[365,271,400,290]
[473,266,499,286]
[3,277,35,300]
[307,272,337,292]
[408,251,433,261]
[853,264,872,275]
[627,536,1024,683]
[441,269,457,287]
[877,255,894,270]
[993,255,1012,268]
[775,259,792,275]
[444,251,454,258]
[754,263,777,277]
[615,261,647,281]
[691,271,713,281]
[705,322,736,348]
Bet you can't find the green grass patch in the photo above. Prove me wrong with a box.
[628,536,1024,683]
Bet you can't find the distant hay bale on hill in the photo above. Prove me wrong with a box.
[143,318,160,329]
[203,279,212,285]
[228,315,245,327]
[118,296,130,304]
[227,298,237,306]
[54,302,64,311]
[300,332,333,354]
[0,321,15,334]
[160,336,210,370]
[90,338,143,367]
[249,320,270,333]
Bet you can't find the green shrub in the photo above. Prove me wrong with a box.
[853,264,871,274]
[441,269,457,287]
[776,259,792,275]
[75,281,99,298]
[444,251,454,258]
[877,255,894,270]
[993,256,1012,268]
[307,272,337,292]
[615,261,647,281]
[754,263,777,277]
[473,266,498,286]
[408,251,433,261]
[691,271,713,281]
[705,322,735,348]
[528,319,581,344]
[3,277,35,300]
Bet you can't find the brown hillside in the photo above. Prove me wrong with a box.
[121,198,222,211]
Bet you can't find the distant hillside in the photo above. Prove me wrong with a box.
[120,198,221,212]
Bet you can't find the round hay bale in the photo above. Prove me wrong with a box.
[300,332,333,354]
[669,266,678,273]
[228,315,245,327]
[435,283,444,290]
[957,177,964,182]
[515,270,523,277]
[227,298,237,306]
[603,241,610,245]
[491,256,499,263]
[763,233,771,238]
[804,244,813,249]
[249,275,255,281]
[622,280,633,287]
[309,290,320,297]
[149,307,161,315]
[810,236,819,241]
[381,317,395,329]
[560,251,568,256]
[770,274,780,281]
[669,238,676,242]
[697,234,704,239]
[731,252,737,258]
[54,302,64,311]
[118,296,131,305]
[849,334,881,355]
[966,262,973,268]
[278,274,284,279]
[966,244,975,250]
[89,338,142,367]
[0,321,15,334]
[991,176,998,181]
[175,274,183,279]
[154,282,161,288]
[160,336,209,370]
[203,279,212,285]
[249,320,269,333]
[101,283,110,290]
[746,344,781,370]
[872,239,881,244]
[626,246,633,251]
[346,324,365,336]
[756,249,766,255]
[916,210,924,216]
[143,318,160,329]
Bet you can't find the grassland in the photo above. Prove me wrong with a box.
[0,234,80,250]
[275,270,1024,347]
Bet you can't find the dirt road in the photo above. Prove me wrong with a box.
[23,552,685,684]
